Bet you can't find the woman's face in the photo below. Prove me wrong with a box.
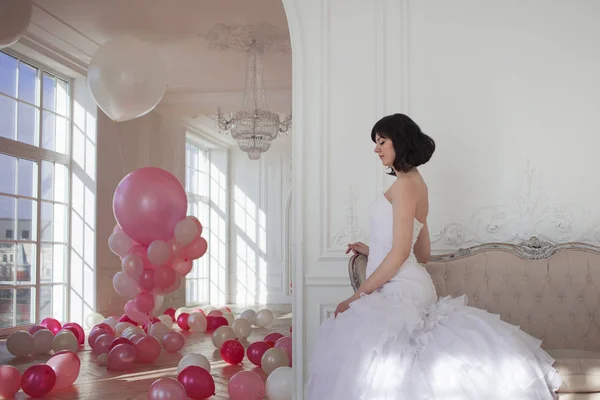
[374,134,395,168]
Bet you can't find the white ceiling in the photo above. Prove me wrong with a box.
[26,0,292,115]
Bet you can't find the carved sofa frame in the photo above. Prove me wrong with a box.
[348,237,600,399]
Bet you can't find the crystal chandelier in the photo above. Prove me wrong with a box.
[217,40,292,160]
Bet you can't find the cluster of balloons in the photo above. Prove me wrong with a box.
[85,312,185,370]
[6,318,84,358]
[109,167,207,326]
[87,36,167,122]
[0,0,33,49]
[0,351,81,398]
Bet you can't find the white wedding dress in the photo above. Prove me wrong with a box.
[306,194,562,399]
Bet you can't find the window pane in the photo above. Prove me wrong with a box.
[0,153,16,195]
[0,196,16,239]
[17,158,37,198]
[0,244,15,283]
[18,62,38,105]
[0,289,14,328]
[40,285,64,322]
[55,116,68,154]
[53,203,67,243]
[15,287,34,326]
[54,163,68,203]
[42,74,56,112]
[56,79,68,117]
[42,111,55,152]
[0,95,17,140]
[17,198,36,242]
[16,243,35,284]
[0,52,18,97]
[40,243,52,283]
[41,160,53,201]
[17,102,39,146]
[52,244,66,282]
[40,201,53,242]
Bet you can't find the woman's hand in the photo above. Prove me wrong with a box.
[346,242,369,256]
[334,299,351,317]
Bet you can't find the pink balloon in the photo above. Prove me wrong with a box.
[113,224,123,234]
[88,328,113,348]
[0,365,21,398]
[208,310,223,317]
[41,317,62,335]
[264,332,284,343]
[138,268,156,291]
[168,239,182,259]
[129,333,147,345]
[135,291,155,313]
[187,216,203,236]
[172,258,193,276]
[247,341,271,367]
[46,352,80,390]
[109,337,133,352]
[27,324,48,336]
[162,331,185,353]
[135,336,161,363]
[113,167,187,246]
[107,343,136,371]
[148,378,187,400]
[119,314,139,326]
[275,336,293,366]
[228,371,265,400]
[155,271,182,295]
[63,322,85,345]
[125,299,150,324]
[154,267,176,289]
[129,244,151,267]
[92,333,114,356]
[183,236,207,260]
[21,365,56,398]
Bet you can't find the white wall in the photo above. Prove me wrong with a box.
[284,0,600,395]
[230,133,293,306]
[96,110,187,317]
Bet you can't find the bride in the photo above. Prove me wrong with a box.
[305,114,562,399]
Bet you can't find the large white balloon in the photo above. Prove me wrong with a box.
[0,0,33,49]
[265,366,293,400]
[177,353,211,374]
[87,36,167,122]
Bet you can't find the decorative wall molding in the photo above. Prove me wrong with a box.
[305,276,350,287]
[200,22,291,54]
[332,186,368,246]
[318,303,337,323]
[432,164,600,250]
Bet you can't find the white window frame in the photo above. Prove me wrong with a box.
[0,49,73,336]
[184,129,230,307]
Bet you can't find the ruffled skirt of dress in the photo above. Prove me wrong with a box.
[305,291,562,400]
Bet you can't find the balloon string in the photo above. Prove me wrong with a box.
[115,121,127,176]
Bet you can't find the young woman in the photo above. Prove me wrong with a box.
[306,114,562,399]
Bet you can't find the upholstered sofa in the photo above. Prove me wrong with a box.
[348,237,600,399]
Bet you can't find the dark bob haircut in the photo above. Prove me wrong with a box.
[371,113,435,175]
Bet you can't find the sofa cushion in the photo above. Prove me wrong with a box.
[549,349,600,393]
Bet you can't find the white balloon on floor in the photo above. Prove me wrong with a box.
[240,309,257,325]
[6,331,33,357]
[87,36,167,122]
[177,353,211,374]
[232,318,252,340]
[0,0,33,49]
[255,309,274,327]
[265,366,293,400]
[85,312,105,328]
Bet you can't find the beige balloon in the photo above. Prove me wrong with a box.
[188,312,207,333]
[232,318,252,340]
[158,315,173,327]
[149,322,171,343]
[261,348,289,376]
[115,322,135,337]
[240,309,257,325]
[211,326,236,349]
[53,331,78,353]
[6,331,33,357]
[177,353,211,374]
[266,366,294,400]
[33,329,54,354]
[103,317,119,329]
[122,326,145,339]
[222,312,234,325]
[255,309,274,327]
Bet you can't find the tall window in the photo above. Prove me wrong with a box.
[185,140,228,306]
[0,51,72,332]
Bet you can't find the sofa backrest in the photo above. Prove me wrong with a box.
[348,237,600,351]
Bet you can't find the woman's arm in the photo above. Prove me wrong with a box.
[413,222,431,264]
[348,178,419,302]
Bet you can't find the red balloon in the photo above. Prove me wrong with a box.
[27,325,48,336]
[264,332,284,343]
[94,323,115,336]
[265,341,275,348]
[177,366,215,400]
[21,364,56,398]
[164,307,176,322]
[206,316,228,332]
[177,313,190,330]
[220,339,245,365]
[247,341,272,366]
[63,322,85,345]
[109,337,133,351]
[119,314,139,326]
[41,317,62,335]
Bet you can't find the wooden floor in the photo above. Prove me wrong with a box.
[0,305,292,400]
